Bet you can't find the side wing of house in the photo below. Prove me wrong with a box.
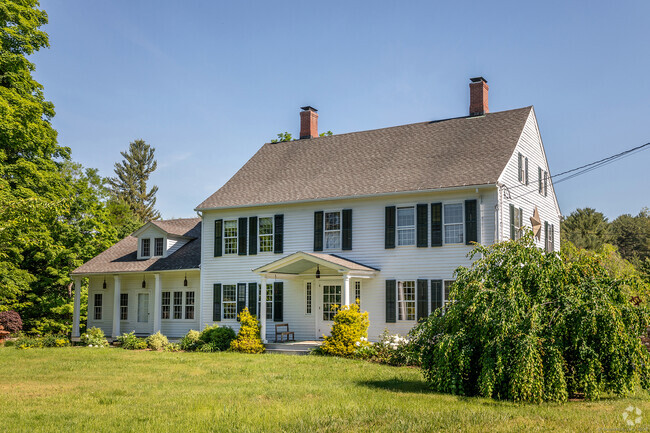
[497,108,561,251]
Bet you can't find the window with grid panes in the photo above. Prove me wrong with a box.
[141,238,150,257]
[397,206,415,246]
[324,211,341,249]
[397,281,415,321]
[223,285,237,319]
[305,282,312,315]
[185,291,195,319]
[322,285,341,321]
[354,281,361,308]
[258,217,274,252]
[444,203,464,244]
[162,292,170,319]
[94,293,102,320]
[224,220,238,254]
[154,237,164,256]
[120,293,128,320]
[173,291,183,319]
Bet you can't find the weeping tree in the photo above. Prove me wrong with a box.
[416,235,650,403]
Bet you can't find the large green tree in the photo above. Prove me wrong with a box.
[107,139,160,222]
[610,208,650,266]
[560,207,609,250]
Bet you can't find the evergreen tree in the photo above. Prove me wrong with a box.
[560,208,609,250]
[107,139,160,221]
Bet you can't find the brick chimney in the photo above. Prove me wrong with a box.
[300,106,318,139]
[469,77,489,116]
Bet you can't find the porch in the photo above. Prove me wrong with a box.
[265,340,321,355]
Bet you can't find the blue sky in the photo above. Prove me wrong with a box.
[34,0,650,220]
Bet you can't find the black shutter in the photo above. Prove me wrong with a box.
[237,283,246,320]
[416,204,428,247]
[214,219,223,257]
[385,206,396,249]
[551,224,555,251]
[273,282,283,322]
[431,203,442,246]
[544,221,549,251]
[342,209,352,251]
[248,282,258,316]
[213,283,221,321]
[519,208,523,234]
[538,166,543,193]
[465,199,478,245]
[314,211,324,251]
[518,153,523,182]
[417,279,428,321]
[525,157,529,185]
[274,214,284,254]
[385,280,396,323]
[431,280,442,312]
[238,217,247,256]
[249,216,257,256]
[510,204,515,240]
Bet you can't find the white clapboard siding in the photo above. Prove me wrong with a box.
[166,236,187,256]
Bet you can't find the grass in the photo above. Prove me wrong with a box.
[2,347,649,432]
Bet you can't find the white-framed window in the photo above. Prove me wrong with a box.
[305,282,312,315]
[443,280,455,308]
[397,206,415,246]
[222,284,237,319]
[322,285,341,321]
[354,281,361,308]
[141,238,150,257]
[258,217,274,252]
[324,211,341,250]
[397,281,415,321]
[161,290,195,320]
[258,284,273,320]
[173,291,183,319]
[224,220,238,255]
[120,293,128,321]
[443,203,464,244]
[162,292,170,319]
[518,153,528,185]
[185,292,195,320]
[513,207,524,240]
[154,237,164,256]
[94,293,102,320]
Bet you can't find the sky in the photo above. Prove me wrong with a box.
[33,0,650,220]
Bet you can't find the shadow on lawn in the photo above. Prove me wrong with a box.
[359,378,431,394]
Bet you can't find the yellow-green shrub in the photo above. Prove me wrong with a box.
[146,331,169,351]
[229,308,265,354]
[320,304,369,358]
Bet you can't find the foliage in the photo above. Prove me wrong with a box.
[229,308,265,354]
[561,207,609,250]
[179,329,201,351]
[0,310,23,333]
[107,139,160,222]
[198,325,236,352]
[80,327,109,347]
[163,343,181,352]
[368,330,420,366]
[13,334,70,349]
[270,130,333,143]
[417,236,650,403]
[321,304,369,358]
[116,331,148,350]
[146,331,169,351]
[610,208,650,267]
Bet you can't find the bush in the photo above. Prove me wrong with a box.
[198,342,220,353]
[199,325,236,352]
[230,308,265,354]
[12,334,70,349]
[164,343,181,352]
[370,330,419,366]
[0,311,23,334]
[180,330,201,351]
[417,236,650,403]
[320,304,369,358]
[80,327,109,347]
[117,332,148,350]
[146,331,169,351]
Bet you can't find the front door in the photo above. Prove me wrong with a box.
[317,281,341,337]
[135,292,151,334]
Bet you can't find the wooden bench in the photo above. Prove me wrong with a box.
[274,323,295,343]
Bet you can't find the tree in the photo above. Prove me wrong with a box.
[610,208,650,266]
[107,139,160,221]
[561,208,609,250]
[415,235,650,403]
[270,130,333,143]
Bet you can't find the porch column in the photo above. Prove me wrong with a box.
[112,275,121,338]
[343,274,351,306]
[260,275,267,343]
[72,276,82,338]
[153,273,162,333]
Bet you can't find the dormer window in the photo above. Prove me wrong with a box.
[155,237,164,256]
[141,238,150,257]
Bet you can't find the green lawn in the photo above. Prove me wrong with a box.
[1,347,648,432]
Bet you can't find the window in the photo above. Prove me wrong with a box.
[397,281,415,321]
[224,220,238,254]
[543,171,548,197]
[173,291,183,319]
[397,206,415,246]
[538,167,549,197]
[141,238,150,257]
[154,237,164,256]
[162,292,170,319]
[259,217,274,252]
[305,282,312,315]
[258,284,273,320]
[120,293,128,321]
[518,153,528,185]
[545,222,555,252]
[324,211,341,249]
[94,293,102,320]
[512,207,524,240]
[444,203,464,244]
[444,280,454,307]
[185,291,195,320]
[322,285,341,321]
[223,285,237,319]
[354,281,361,308]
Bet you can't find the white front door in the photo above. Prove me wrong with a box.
[317,281,341,337]
[134,292,151,334]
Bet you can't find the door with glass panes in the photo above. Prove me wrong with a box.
[317,280,341,337]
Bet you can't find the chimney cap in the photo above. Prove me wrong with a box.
[300,106,318,112]
[470,76,488,84]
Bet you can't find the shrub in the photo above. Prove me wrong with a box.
[180,330,201,351]
[0,311,23,334]
[80,327,109,347]
[117,332,148,350]
[230,308,265,354]
[417,236,650,403]
[199,325,236,352]
[146,331,169,351]
[12,334,70,349]
[320,304,369,358]
[164,343,181,352]
[198,342,220,353]
[370,330,419,366]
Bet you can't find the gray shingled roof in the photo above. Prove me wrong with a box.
[71,218,201,275]
[196,107,532,210]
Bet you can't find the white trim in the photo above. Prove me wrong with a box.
[323,209,343,251]
[442,201,465,244]
[257,215,275,254]
[223,219,238,255]
[396,205,416,247]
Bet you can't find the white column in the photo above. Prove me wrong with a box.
[260,275,267,343]
[112,275,121,338]
[343,274,351,306]
[153,273,162,333]
[72,277,82,338]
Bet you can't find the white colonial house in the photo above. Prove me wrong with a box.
[71,77,561,342]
